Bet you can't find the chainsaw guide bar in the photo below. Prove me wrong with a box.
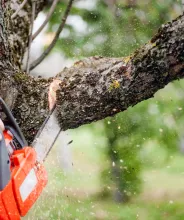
[32,107,61,163]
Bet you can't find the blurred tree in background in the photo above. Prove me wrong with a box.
[45,0,184,203]
[47,0,182,58]
[102,114,142,203]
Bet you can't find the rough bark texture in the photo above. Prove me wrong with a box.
[0,0,48,109]
[12,73,50,143]
[0,0,49,143]
[55,14,184,131]
[1,1,184,143]
[0,1,17,108]
[56,57,129,130]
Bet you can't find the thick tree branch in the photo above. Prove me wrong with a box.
[54,14,184,130]
[11,14,184,143]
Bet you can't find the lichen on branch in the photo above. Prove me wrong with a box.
[54,14,184,132]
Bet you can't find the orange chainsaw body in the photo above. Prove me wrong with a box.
[0,131,48,220]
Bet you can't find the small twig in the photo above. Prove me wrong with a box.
[26,0,36,74]
[29,0,74,71]
[11,0,28,19]
[32,0,60,41]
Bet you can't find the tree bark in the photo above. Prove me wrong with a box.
[1,1,184,143]
[55,14,184,131]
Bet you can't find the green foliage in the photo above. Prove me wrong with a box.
[47,0,182,58]
[101,114,142,202]
[100,78,184,201]
[27,140,184,219]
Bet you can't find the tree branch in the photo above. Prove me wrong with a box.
[11,0,28,19]
[54,14,184,131]
[11,13,184,143]
[32,0,60,41]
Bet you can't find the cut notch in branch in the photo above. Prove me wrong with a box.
[29,0,74,71]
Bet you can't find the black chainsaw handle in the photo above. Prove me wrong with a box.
[0,98,27,148]
[0,130,10,191]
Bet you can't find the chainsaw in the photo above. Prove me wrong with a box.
[0,97,61,219]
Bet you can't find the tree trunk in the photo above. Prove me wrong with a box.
[1,1,184,143]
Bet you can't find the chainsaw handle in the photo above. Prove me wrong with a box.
[0,130,10,190]
[0,98,27,147]
[5,125,26,149]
